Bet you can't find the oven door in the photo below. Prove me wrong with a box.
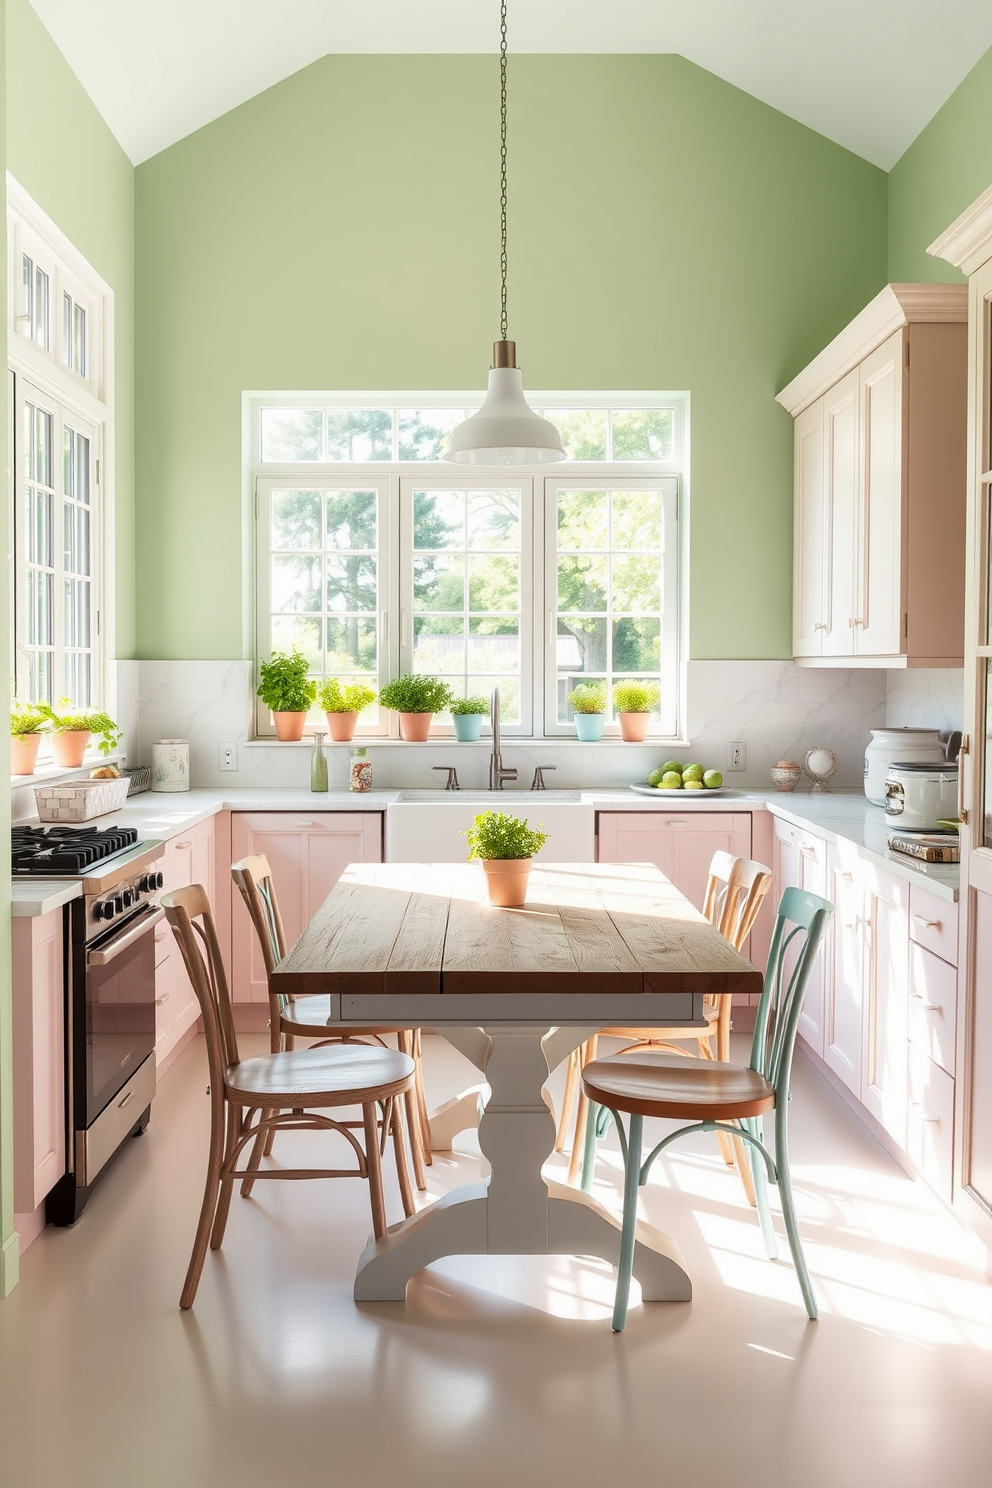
[84,906,163,1127]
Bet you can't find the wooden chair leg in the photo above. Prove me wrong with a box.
[180,1097,228,1310]
[556,1048,579,1153]
[397,1031,427,1191]
[240,1106,271,1199]
[566,1035,598,1185]
[413,1028,432,1165]
[389,1095,417,1219]
[363,1099,388,1241]
[211,1106,243,1249]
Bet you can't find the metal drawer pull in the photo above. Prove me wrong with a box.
[174,840,192,850]
[912,995,941,1012]
[669,820,688,828]
[911,1102,940,1124]
[912,916,941,931]
[295,821,316,827]
[814,622,828,631]
[957,735,969,825]
[800,844,817,857]
[154,992,170,1006]
[118,1091,134,1111]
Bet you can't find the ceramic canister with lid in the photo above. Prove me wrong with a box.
[151,738,190,792]
[864,727,944,806]
[883,761,958,830]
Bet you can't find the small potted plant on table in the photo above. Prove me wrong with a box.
[567,681,607,741]
[612,680,660,742]
[463,810,549,908]
[450,695,490,742]
[42,702,122,767]
[317,679,378,742]
[379,675,453,741]
[257,650,317,741]
[10,703,48,775]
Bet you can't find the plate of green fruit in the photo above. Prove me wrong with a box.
[630,760,726,795]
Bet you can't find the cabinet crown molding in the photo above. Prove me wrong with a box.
[776,283,967,416]
[928,184,992,277]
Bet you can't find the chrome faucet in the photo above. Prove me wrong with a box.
[488,687,517,791]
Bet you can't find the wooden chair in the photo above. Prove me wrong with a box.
[559,853,772,1197]
[163,883,417,1310]
[580,885,834,1330]
[231,853,430,1191]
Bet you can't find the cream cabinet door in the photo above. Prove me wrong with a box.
[793,399,827,657]
[822,369,859,656]
[861,864,910,1143]
[857,331,905,656]
[824,848,864,1096]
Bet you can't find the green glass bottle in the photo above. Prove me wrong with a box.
[310,731,328,793]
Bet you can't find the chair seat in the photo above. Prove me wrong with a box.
[581,1048,775,1121]
[226,1044,415,1106]
[282,996,401,1040]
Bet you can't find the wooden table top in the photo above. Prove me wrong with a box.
[272,862,762,1000]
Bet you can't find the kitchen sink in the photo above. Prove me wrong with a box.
[395,789,582,802]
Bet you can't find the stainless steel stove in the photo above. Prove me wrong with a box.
[12,824,167,1223]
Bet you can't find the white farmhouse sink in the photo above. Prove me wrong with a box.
[385,792,594,863]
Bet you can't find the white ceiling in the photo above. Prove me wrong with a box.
[28,0,992,169]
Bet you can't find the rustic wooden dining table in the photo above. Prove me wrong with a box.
[272,860,762,1304]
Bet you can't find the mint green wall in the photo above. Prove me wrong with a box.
[5,0,135,657]
[888,47,992,283]
[135,54,887,660]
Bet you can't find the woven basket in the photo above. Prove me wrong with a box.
[34,776,131,823]
[121,765,152,796]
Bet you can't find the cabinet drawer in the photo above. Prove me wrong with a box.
[908,941,957,1075]
[909,887,958,966]
[907,1048,955,1201]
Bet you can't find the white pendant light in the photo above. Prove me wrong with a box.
[445,2,564,467]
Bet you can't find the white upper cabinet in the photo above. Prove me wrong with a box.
[778,284,967,667]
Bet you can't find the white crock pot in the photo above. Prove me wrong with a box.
[864,727,944,806]
[883,761,958,831]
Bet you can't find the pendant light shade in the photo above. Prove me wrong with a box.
[445,342,565,465]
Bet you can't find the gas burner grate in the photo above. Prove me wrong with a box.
[11,824,140,875]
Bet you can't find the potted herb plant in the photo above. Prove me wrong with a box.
[257,650,317,741]
[10,702,48,775]
[317,679,378,743]
[379,674,453,742]
[42,702,122,767]
[612,680,661,742]
[567,681,608,742]
[450,695,489,743]
[462,810,549,908]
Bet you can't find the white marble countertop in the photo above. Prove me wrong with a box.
[9,783,959,913]
[11,878,83,917]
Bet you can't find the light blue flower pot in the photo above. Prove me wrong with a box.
[453,713,484,742]
[574,713,605,741]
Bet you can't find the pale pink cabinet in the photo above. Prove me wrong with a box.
[230,812,383,1003]
[156,815,216,1068]
[12,909,65,1215]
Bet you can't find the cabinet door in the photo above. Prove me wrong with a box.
[597,812,750,912]
[857,332,905,656]
[231,813,383,1003]
[822,369,859,656]
[862,864,910,1143]
[12,912,65,1212]
[793,399,827,658]
[824,848,864,1096]
[796,831,829,1055]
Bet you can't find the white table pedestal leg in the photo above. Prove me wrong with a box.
[354,1024,691,1305]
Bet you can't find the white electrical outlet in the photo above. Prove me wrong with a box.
[728,741,745,771]
[219,743,238,773]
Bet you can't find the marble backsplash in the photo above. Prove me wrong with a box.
[122,659,889,792]
[885,669,964,733]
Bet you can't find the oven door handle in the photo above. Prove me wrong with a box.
[86,907,167,967]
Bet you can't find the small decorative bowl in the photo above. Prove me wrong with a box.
[804,746,839,793]
[771,760,802,792]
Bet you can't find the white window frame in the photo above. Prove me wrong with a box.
[249,393,686,741]
[8,176,115,720]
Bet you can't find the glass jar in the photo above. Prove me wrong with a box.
[349,746,372,793]
[310,731,328,793]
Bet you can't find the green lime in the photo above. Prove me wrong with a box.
[661,771,683,789]
[660,760,683,775]
[682,764,704,783]
[647,767,665,787]
[703,769,723,789]
[683,779,704,790]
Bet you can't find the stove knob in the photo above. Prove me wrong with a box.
[155,871,164,890]
[114,895,124,914]
[139,874,153,893]
[121,889,134,908]
[96,899,116,921]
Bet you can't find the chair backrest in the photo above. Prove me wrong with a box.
[751,886,833,1096]
[702,851,743,942]
[726,858,773,952]
[162,884,241,1089]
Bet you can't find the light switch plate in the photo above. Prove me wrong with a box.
[219,743,238,772]
[728,741,745,771]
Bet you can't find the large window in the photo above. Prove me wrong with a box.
[253,396,684,739]
[8,181,113,718]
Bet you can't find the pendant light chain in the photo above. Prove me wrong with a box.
[499,0,508,343]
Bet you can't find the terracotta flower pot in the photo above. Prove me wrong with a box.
[10,733,42,775]
[618,711,650,742]
[398,712,433,742]
[482,858,532,908]
[326,711,358,742]
[51,730,91,767]
[273,711,307,742]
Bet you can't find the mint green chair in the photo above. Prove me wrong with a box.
[580,886,833,1331]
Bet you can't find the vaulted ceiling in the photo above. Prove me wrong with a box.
[28,0,992,169]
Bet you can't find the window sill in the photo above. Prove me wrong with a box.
[10,750,128,790]
[244,737,690,749]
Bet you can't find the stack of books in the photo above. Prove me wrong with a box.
[888,831,959,864]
